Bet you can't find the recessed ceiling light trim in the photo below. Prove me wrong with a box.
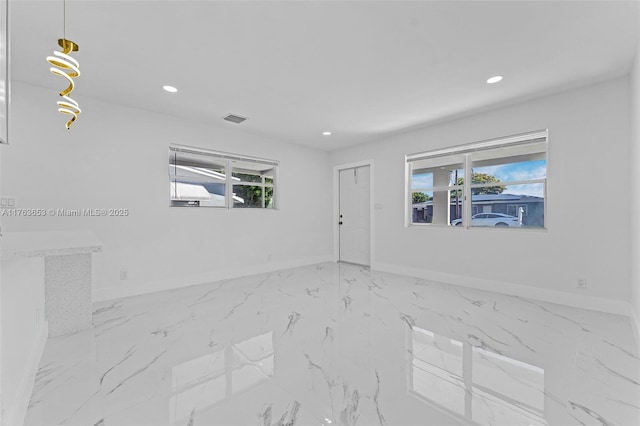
[486,75,503,84]
[223,114,248,124]
[163,85,178,93]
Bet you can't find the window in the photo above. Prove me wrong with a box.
[407,130,547,229]
[169,145,278,209]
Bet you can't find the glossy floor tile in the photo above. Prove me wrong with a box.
[25,262,640,425]
[24,329,104,426]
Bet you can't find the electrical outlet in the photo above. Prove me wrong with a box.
[577,278,587,289]
[120,269,128,280]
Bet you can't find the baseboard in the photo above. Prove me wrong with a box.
[93,255,334,302]
[5,321,48,426]
[372,261,631,316]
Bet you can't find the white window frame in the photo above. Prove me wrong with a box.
[405,130,548,229]
[169,144,279,209]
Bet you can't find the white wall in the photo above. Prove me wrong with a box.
[630,15,640,344]
[331,77,631,309]
[1,82,333,301]
[1,255,47,426]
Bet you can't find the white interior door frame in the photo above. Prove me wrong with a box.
[333,159,375,264]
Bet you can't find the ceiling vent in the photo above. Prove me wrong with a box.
[223,114,248,124]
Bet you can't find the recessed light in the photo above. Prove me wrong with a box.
[162,85,178,93]
[322,131,332,136]
[486,75,503,84]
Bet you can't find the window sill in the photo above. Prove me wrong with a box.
[408,222,548,233]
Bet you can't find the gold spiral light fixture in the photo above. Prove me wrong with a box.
[46,0,81,129]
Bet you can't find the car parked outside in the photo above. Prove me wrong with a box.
[451,213,521,227]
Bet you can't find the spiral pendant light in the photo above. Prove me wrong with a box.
[46,0,81,130]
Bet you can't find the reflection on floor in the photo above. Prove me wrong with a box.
[409,326,546,425]
[24,262,640,425]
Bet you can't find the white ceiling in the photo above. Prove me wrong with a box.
[11,0,639,151]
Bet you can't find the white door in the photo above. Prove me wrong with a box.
[339,166,370,265]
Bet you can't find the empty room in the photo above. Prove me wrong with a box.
[1,0,639,425]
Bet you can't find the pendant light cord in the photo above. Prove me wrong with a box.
[63,0,66,40]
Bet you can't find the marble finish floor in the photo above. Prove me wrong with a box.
[24,262,640,425]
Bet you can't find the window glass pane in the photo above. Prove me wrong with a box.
[411,162,463,226]
[170,152,226,207]
[230,159,276,209]
[470,183,544,228]
[265,187,274,206]
[233,172,262,183]
[472,159,546,185]
[412,190,433,223]
[411,172,433,190]
[448,167,464,226]
[411,165,464,187]
[233,185,274,209]
[231,160,275,183]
